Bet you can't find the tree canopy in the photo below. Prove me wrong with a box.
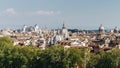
[0,37,120,68]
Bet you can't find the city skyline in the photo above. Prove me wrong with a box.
[0,0,120,29]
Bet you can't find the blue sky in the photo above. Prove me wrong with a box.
[0,0,120,30]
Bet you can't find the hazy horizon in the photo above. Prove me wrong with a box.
[0,0,120,30]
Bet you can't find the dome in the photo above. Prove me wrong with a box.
[114,26,119,32]
[53,35,62,42]
[99,24,105,33]
[23,25,27,29]
[99,24,104,31]
[22,25,27,32]
[60,23,69,38]
[26,26,34,32]
[34,24,39,31]
[110,29,114,33]
[62,29,68,34]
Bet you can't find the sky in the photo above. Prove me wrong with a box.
[0,0,120,30]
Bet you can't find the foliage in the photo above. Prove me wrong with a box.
[87,48,120,68]
[0,37,85,68]
[1,37,120,68]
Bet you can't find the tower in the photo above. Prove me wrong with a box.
[114,26,119,33]
[34,24,39,32]
[97,24,105,39]
[62,22,66,29]
[99,24,105,33]
[22,25,27,32]
[61,22,69,39]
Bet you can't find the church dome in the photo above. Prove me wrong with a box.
[26,26,34,32]
[34,24,39,31]
[61,22,69,38]
[114,26,119,33]
[99,24,105,33]
[99,24,104,31]
[53,35,62,42]
[22,25,27,32]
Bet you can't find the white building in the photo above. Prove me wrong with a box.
[22,25,27,32]
[114,26,119,33]
[0,30,11,36]
[61,23,69,39]
[34,24,39,32]
[99,24,105,33]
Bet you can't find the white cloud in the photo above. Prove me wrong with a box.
[32,10,61,15]
[0,9,61,16]
[5,8,16,15]
[0,8,17,16]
